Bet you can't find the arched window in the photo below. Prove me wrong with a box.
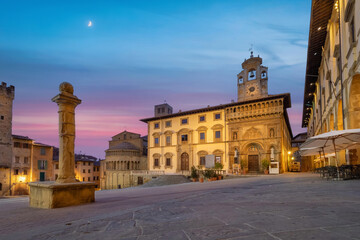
[261,71,267,79]
[248,69,256,80]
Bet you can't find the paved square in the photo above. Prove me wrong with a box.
[1,173,359,240]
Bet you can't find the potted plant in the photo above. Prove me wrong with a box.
[204,169,216,181]
[197,165,204,182]
[191,166,199,182]
[214,162,224,180]
[240,159,247,174]
[261,159,270,174]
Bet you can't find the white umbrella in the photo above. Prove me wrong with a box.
[300,129,360,177]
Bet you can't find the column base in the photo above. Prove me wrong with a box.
[29,181,96,209]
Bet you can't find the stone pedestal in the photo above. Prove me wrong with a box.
[29,181,96,209]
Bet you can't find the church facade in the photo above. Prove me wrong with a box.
[103,131,148,189]
[141,54,293,174]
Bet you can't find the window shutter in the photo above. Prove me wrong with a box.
[45,160,48,170]
[38,160,41,170]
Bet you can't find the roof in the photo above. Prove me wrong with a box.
[12,135,33,141]
[34,142,52,148]
[302,0,334,127]
[112,130,141,138]
[292,132,308,143]
[75,154,97,162]
[107,142,140,151]
[140,93,291,123]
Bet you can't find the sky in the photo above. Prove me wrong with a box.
[0,0,311,159]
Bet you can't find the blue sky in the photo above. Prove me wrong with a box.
[0,0,311,158]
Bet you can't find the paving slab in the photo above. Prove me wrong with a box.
[0,173,359,240]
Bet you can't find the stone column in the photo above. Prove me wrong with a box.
[52,82,81,183]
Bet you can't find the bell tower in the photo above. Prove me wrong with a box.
[237,52,268,102]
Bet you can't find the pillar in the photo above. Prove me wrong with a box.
[51,82,81,183]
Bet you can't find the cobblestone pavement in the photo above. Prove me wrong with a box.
[1,173,360,240]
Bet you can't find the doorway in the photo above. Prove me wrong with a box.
[40,172,45,181]
[248,155,259,172]
[181,152,189,171]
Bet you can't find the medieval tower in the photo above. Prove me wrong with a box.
[0,82,15,196]
[237,52,268,102]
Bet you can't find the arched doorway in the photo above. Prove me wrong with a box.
[349,74,360,128]
[247,144,260,172]
[181,152,189,171]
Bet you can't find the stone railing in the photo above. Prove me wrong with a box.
[130,170,165,175]
[226,106,283,121]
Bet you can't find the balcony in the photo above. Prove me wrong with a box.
[226,106,283,121]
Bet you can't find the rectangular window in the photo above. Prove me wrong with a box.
[38,160,47,170]
[88,169,91,173]
[88,177,90,181]
[166,158,171,166]
[83,169,85,173]
[181,134,188,142]
[23,169,28,175]
[215,113,221,120]
[181,118,188,125]
[83,177,85,181]
[15,156,20,163]
[200,132,205,140]
[165,120,171,127]
[97,176,99,180]
[200,156,206,166]
[24,157,29,164]
[14,142,21,148]
[166,136,171,146]
[0,115,3,120]
[155,137,159,146]
[215,131,221,139]
[40,148,46,155]
[83,162,86,166]
[23,143,29,148]
[350,19,355,43]
[199,115,206,122]
[55,164,59,169]
[154,122,160,129]
[88,162,91,166]
[93,176,96,180]
[14,169,19,175]
[154,158,159,167]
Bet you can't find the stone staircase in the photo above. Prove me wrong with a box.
[140,175,191,188]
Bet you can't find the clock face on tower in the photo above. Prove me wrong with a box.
[246,84,258,96]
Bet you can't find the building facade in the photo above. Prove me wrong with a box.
[302,0,360,166]
[142,55,293,174]
[11,136,54,195]
[0,82,14,196]
[53,151,101,188]
[104,131,148,189]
